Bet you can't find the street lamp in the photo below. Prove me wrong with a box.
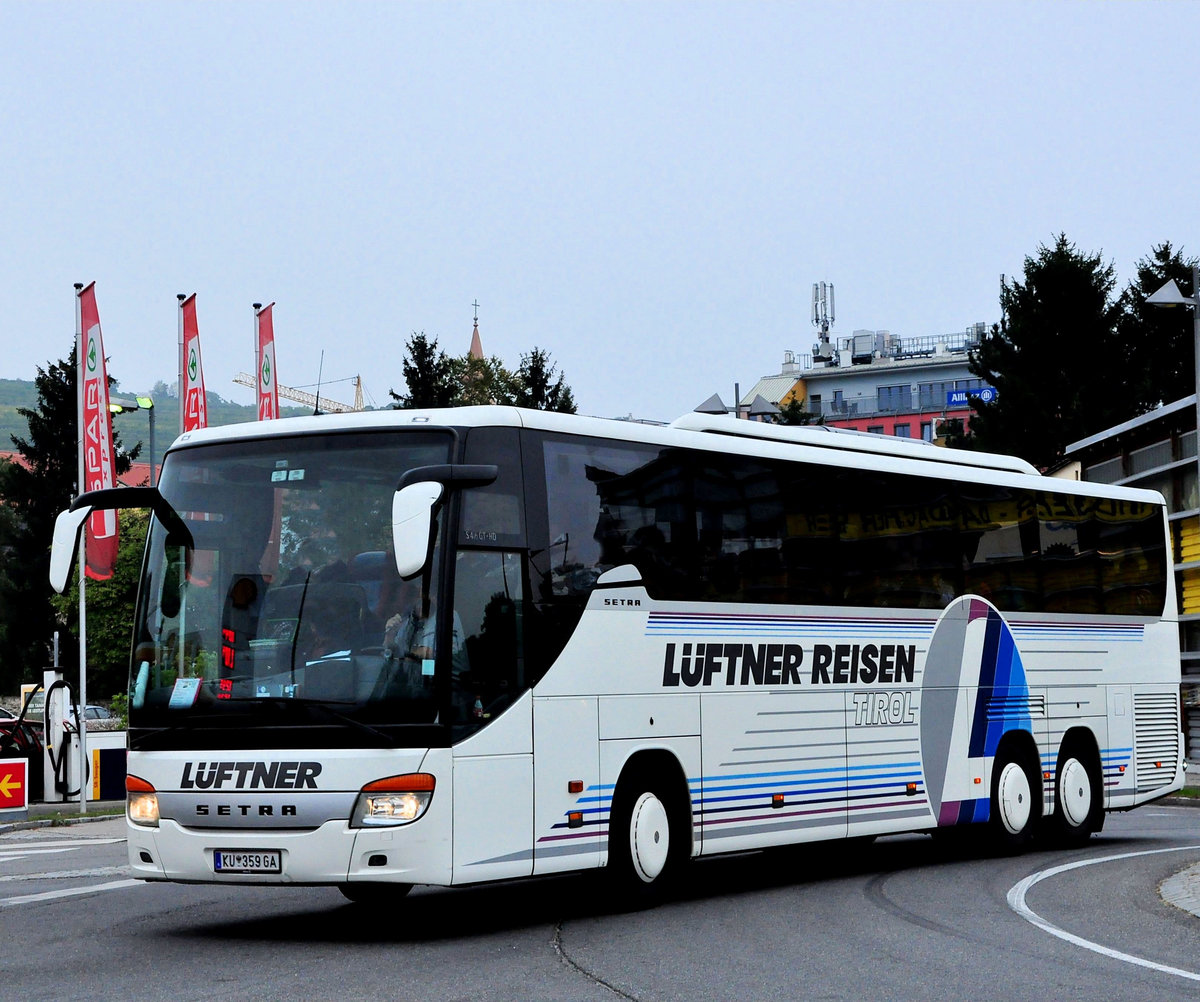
[1147,266,1200,501]
[109,394,156,486]
[1147,266,1200,766]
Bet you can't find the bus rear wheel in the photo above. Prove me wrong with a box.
[1050,752,1100,847]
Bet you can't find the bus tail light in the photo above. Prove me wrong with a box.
[351,773,436,828]
[127,774,159,828]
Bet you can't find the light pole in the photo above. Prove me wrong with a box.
[1147,266,1200,500]
[109,394,156,486]
[1147,265,1200,766]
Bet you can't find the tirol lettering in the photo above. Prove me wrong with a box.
[180,761,322,790]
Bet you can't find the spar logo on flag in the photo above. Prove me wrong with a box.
[181,294,208,432]
[78,283,118,580]
[257,303,278,421]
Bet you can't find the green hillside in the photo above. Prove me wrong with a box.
[0,378,314,457]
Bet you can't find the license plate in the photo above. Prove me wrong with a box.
[214,850,282,874]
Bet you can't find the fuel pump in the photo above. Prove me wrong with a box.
[41,669,86,802]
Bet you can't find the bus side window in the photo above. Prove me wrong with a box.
[451,550,525,737]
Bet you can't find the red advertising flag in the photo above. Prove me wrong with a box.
[78,283,118,580]
[257,303,278,421]
[181,294,208,432]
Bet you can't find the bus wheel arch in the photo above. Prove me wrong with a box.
[607,749,693,899]
[989,731,1042,852]
[1049,728,1104,845]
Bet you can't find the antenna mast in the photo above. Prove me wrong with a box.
[811,281,837,366]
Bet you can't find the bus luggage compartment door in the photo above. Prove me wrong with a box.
[533,696,600,876]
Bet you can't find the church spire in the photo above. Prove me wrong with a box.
[468,299,484,360]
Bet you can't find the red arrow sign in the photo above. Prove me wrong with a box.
[0,758,27,810]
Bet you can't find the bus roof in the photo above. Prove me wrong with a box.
[666,412,1040,475]
[167,405,1168,504]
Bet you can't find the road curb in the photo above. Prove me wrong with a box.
[0,811,124,835]
[1161,862,1200,919]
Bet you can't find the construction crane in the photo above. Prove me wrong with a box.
[232,373,364,413]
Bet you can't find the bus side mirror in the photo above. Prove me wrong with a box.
[50,506,93,594]
[392,482,444,579]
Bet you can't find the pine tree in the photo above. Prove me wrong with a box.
[961,235,1129,470]
[1119,242,1199,411]
[388,333,460,409]
[512,348,577,414]
[775,397,820,426]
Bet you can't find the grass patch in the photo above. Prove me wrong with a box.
[42,807,125,825]
[1175,786,1200,800]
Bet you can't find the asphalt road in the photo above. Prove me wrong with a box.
[1,807,1198,1002]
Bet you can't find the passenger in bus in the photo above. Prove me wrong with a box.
[300,588,365,662]
[381,580,422,655]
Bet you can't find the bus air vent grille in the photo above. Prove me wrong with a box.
[985,694,1045,720]
[1134,692,1179,786]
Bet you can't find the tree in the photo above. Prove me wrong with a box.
[1119,241,1199,412]
[775,396,821,426]
[511,348,577,413]
[0,346,138,695]
[388,333,460,409]
[455,354,515,406]
[389,332,579,413]
[957,234,1130,470]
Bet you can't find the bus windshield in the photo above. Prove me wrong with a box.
[129,430,453,749]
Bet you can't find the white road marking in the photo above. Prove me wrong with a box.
[0,838,125,864]
[0,865,130,883]
[0,847,81,860]
[0,838,125,849]
[1008,845,1200,982]
[0,879,141,907]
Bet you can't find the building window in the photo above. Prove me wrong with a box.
[878,384,912,412]
[918,381,953,408]
[893,424,912,438]
[833,390,845,413]
[920,422,933,442]
[867,425,884,435]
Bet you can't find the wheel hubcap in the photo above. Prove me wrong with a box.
[1059,757,1091,828]
[629,792,670,882]
[997,761,1031,835]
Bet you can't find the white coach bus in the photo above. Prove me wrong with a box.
[51,406,1185,901]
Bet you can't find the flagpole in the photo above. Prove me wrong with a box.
[74,283,88,814]
[253,303,262,416]
[178,293,186,431]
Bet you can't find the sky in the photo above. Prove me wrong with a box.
[2,1,1199,425]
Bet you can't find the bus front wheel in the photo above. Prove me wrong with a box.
[608,778,681,901]
[990,747,1040,853]
[339,882,413,906]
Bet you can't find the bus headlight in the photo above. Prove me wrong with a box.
[350,773,435,828]
[127,774,159,827]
